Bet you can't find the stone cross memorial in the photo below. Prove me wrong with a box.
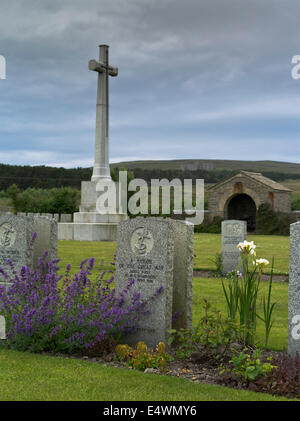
[288,222,300,356]
[221,220,247,273]
[0,213,57,284]
[58,44,127,241]
[116,217,193,349]
[88,44,118,182]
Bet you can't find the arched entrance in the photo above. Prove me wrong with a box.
[227,194,256,231]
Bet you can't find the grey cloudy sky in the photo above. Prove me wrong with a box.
[0,0,300,167]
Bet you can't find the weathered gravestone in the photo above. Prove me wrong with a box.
[0,214,57,284]
[221,220,247,273]
[171,219,194,331]
[116,217,193,348]
[288,222,300,356]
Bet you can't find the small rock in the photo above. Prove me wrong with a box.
[190,352,203,363]
[230,343,243,351]
[144,368,157,374]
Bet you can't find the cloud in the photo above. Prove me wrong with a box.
[0,0,300,168]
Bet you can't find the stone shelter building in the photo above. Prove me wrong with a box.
[207,171,292,231]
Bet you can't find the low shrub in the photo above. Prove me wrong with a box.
[115,341,169,371]
[256,203,295,235]
[262,350,300,398]
[194,216,223,234]
[219,350,300,399]
[0,237,163,353]
[168,298,249,360]
[6,184,80,214]
[291,195,300,211]
[219,349,276,382]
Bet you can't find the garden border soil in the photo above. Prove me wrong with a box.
[38,344,298,400]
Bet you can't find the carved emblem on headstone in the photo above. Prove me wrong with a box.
[130,227,154,256]
[224,223,242,236]
[0,222,16,247]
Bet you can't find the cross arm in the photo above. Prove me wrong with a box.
[88,59,118,77]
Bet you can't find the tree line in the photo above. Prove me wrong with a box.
[0,164,92,190]
[114,167,300,184]
[1,163,300,192]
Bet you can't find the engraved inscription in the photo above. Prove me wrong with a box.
[223,224,242,236]
[131,227,154,256]
[223,236,242,245]
[123,257,164,285]
[0,223,16,248]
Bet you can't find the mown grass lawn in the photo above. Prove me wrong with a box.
[193,233,289,274]
[58,235,289,351]
[0,235,293,401]
[193,277,288,351]
[58,233,290,275]
[0,350,294,401]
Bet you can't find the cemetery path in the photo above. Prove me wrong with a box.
[193,270,288,282]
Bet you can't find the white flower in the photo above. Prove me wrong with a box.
[254,258,269,268]
[237,240,256,255]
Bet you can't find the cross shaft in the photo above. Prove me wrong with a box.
[89,45,118,181]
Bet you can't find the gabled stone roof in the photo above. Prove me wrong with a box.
[207,170,292,192]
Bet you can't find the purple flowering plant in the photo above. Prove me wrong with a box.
[0,234,163,353]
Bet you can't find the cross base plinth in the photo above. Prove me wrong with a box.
[59,44,123,242]
[58,219,126,241]
[58,180,127,241]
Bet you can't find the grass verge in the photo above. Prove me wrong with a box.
[0,349,294,401]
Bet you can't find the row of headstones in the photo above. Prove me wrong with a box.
[1,212,73,223]
[0,214,194,348]
[221,219,300,357]
[1,213,300,357]
[221,218,298,354]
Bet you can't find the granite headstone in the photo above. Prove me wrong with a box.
[116,217,194,348]
[288,222,300,356]
[222,220,247,273]
[0,214,57,284]
[171,220,194,331]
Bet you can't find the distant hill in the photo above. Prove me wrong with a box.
[112,159,300,174]
[1,159,300,191]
